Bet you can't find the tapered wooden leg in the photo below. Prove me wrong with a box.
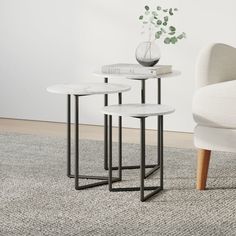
[196,149,211,190]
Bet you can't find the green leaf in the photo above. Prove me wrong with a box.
[139,15,144,20]
[157,20,162,25]
[164,37,171,44]
[169,8,173,16]
[174,8,178,11]
[169,26,176,31]
[163,9,168,12]
[163,22,167,26]
[155,31,162,39]
[164,16,168,22]
[145,5,149,11]
[177,32,186,40]
[154,16,158,19]
[170,37,178,44]
[177,35,183,39]
[157,6,161,10]
[169,31,175,35]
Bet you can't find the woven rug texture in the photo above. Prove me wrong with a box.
[1,133,236,236]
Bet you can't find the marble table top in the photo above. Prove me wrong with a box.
[47,83,131,96]
[93,70,181,80]
[101,104,175,117]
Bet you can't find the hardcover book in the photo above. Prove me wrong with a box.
[102,63,172,75]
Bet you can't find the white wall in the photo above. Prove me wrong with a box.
[1,0,236,132]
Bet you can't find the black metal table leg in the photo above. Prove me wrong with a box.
[141,80,145,104]
[67,94,71,177]
[118,93,122,180]
[108,115,113,191]
[104,77,109,170]
[140,117,146,201]
[109,115,122,191]
[160,115,164,189]
[75,95,79,189]
[157,78,161,166]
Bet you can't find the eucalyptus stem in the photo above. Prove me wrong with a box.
[143,26,153,60]
[138,5,186,45]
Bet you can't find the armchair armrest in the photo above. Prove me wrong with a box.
[196,43,236,89]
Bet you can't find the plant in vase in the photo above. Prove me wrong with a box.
[136,5,186,67]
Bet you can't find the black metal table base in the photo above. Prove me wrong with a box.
[108,164,158,170]
[107,164,160,180]
[74,178,120,190]
[145,165,160,178]
[66,94,120,190]
[68,174,119,180]
[108,115,164,202]
[103,78,161,179]
[68,174,120,190]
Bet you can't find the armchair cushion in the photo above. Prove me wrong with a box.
[193,79,236,129]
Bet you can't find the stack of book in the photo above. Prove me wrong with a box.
[102,63,172,76]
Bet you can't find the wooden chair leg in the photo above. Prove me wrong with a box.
[196,149,211,190]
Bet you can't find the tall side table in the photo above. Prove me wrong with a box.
[47,83,131,190]
[93,70,181,178]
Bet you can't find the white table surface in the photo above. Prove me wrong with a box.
[47,83,131,96]
[101,104,175,117]
[93,70,181,80]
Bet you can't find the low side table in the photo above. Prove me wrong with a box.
[93,70,180,178]
[101,104,175,201]
[47,83,131,190]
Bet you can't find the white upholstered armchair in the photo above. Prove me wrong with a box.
[193,43,236,190]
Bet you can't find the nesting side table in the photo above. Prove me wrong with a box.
[102,104,175,201]
[93,70,180,178]
[47,83,131,190]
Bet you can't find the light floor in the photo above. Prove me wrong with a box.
[0,118,194,149]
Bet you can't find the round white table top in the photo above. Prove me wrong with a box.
[47,83,131,96]
[101,104,175,117]
[93,70,181,80]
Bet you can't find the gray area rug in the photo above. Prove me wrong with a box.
[1,133,236,236]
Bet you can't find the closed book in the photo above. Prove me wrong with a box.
[102,63,172,75]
